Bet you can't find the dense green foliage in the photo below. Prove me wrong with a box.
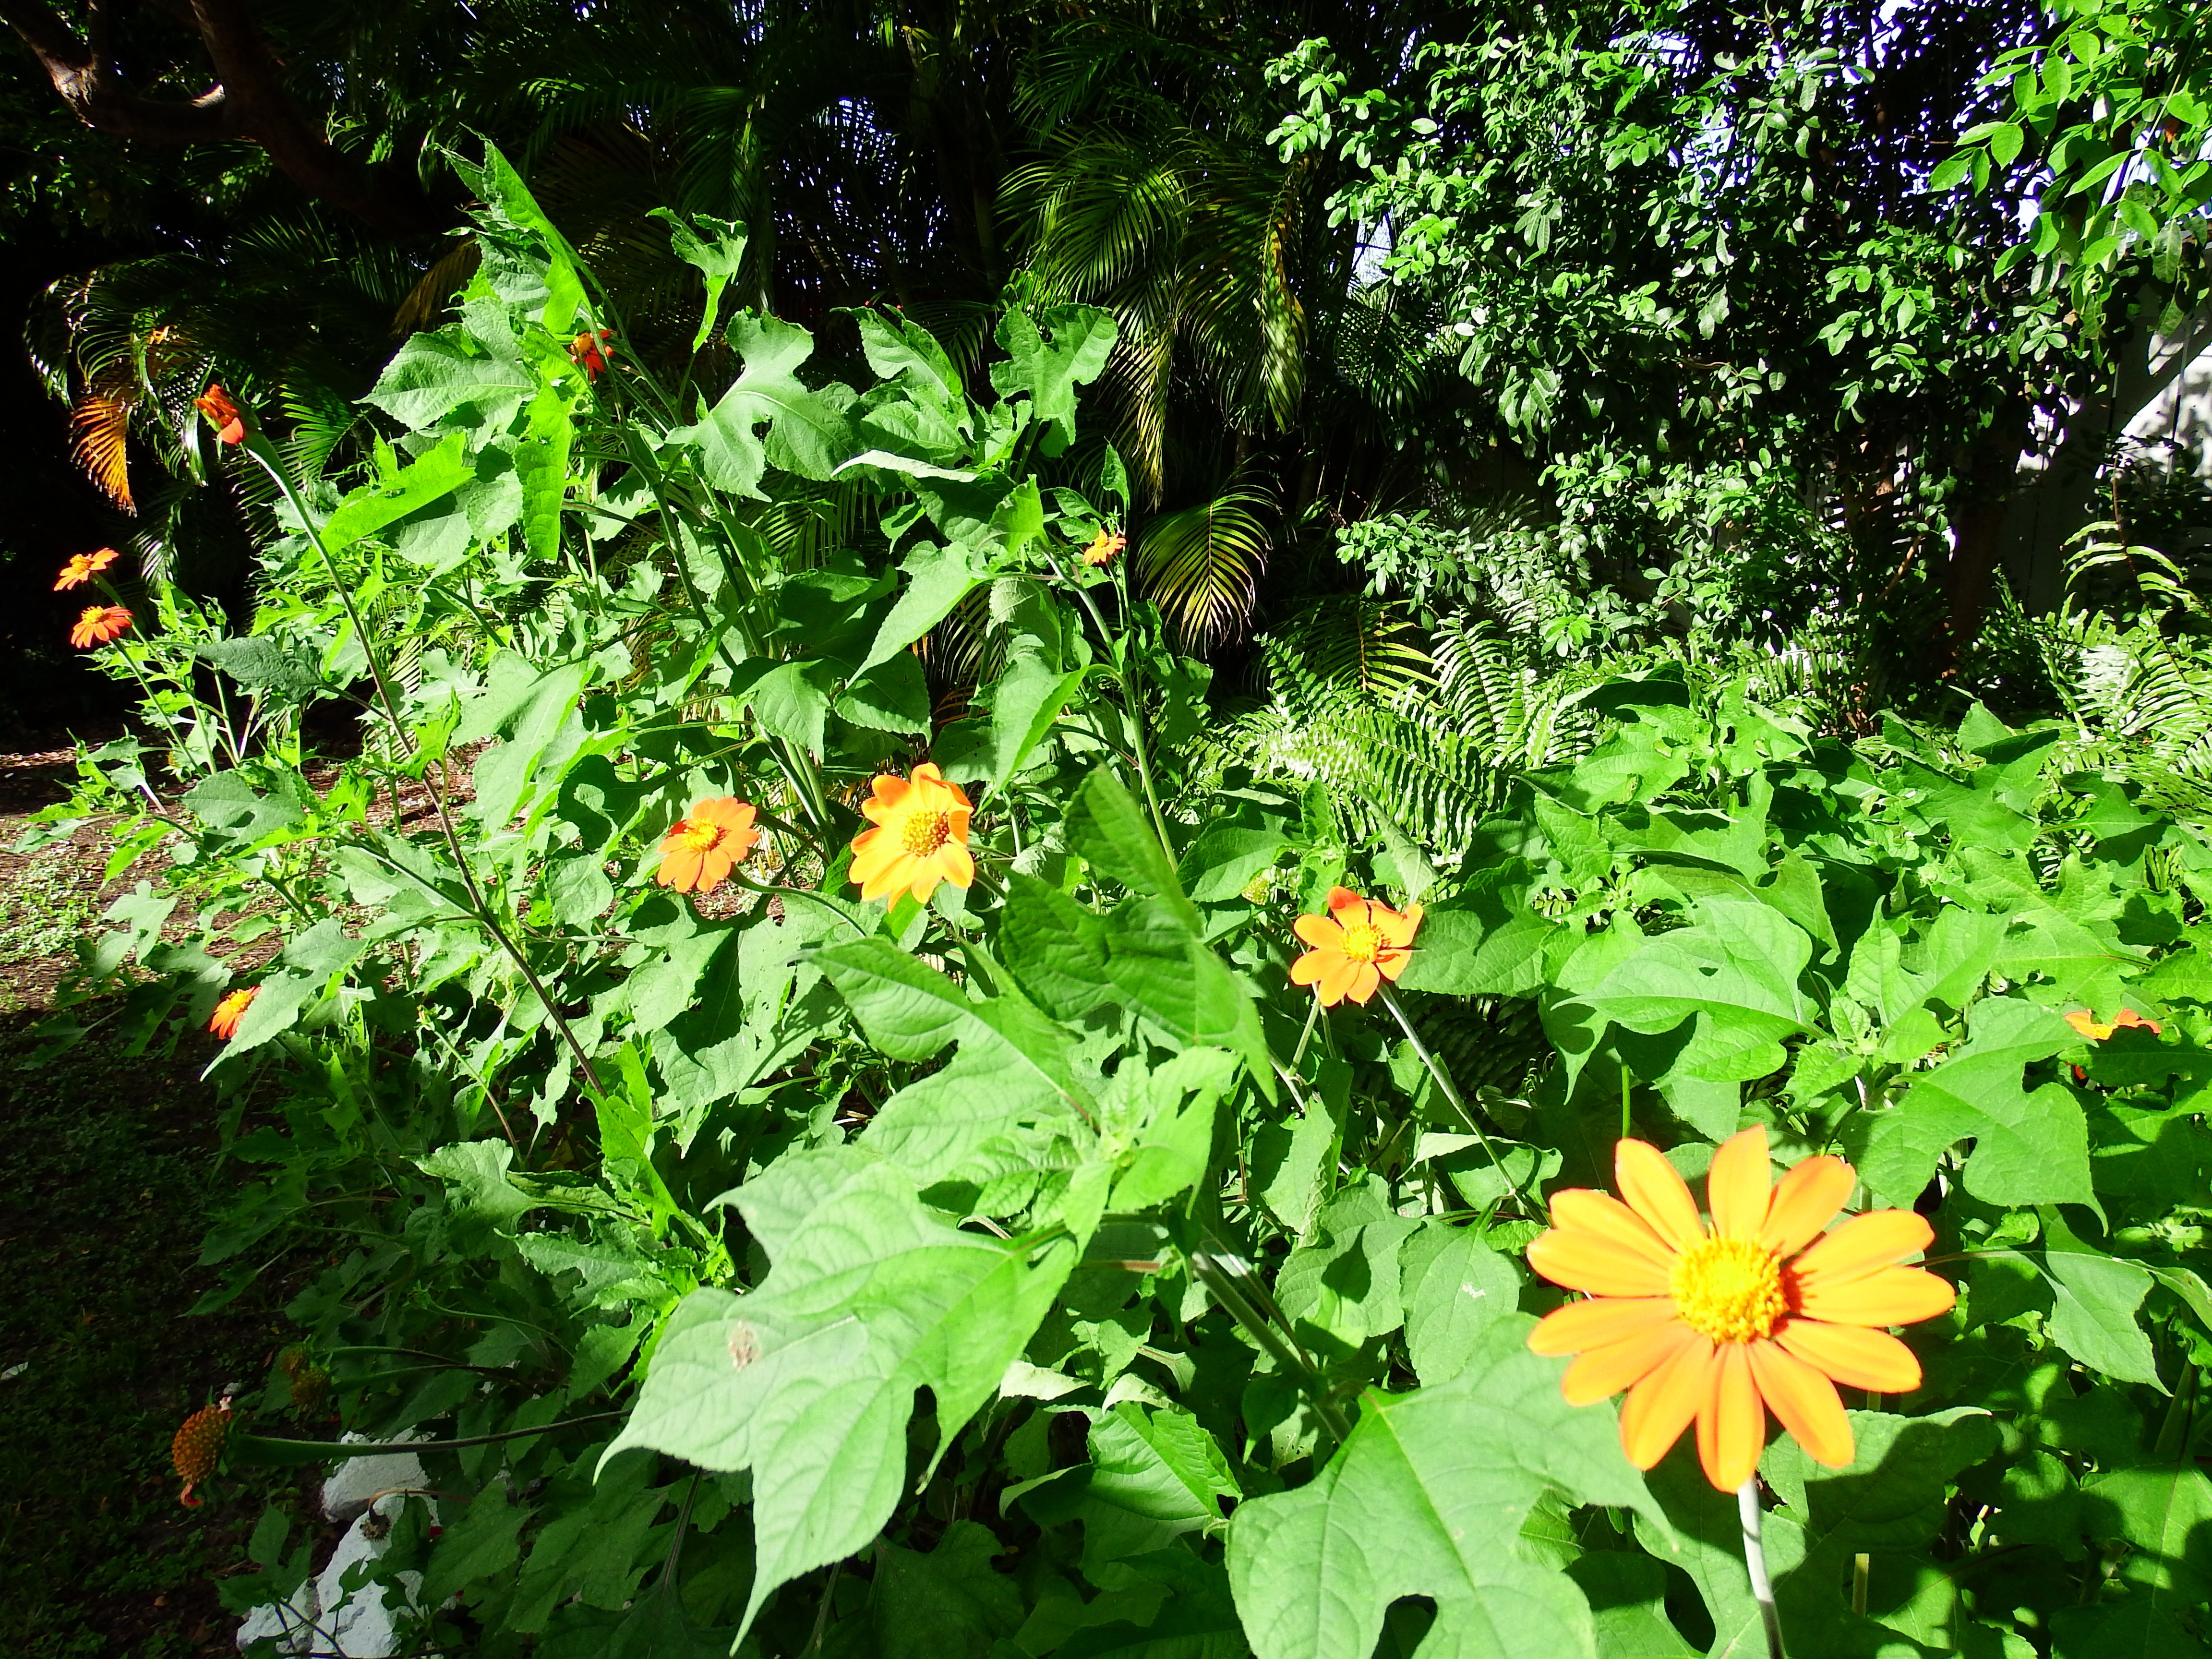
[22,146,2212,1659]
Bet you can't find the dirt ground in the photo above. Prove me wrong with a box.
[0,744,325,1656]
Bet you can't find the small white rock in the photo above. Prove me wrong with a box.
[234,1582,317,1655]
[321,1431,429,1526]
[313,1493,431,1658]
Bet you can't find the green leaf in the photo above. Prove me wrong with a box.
[1023,1404,1241,1587]
[672,314,853,496]
[608,1149,1079,1641]
[1581,902,1817,1065]
[1852,997,2094,1210]
[419,1140,537,1232]
[650,209,748,352]
[2043,1250,2164,1388]
[989,305,1117,448]
[364,317,537,433]
[816,938,1095,1113]
[1097,900,1274,1097]
[1400,1225,1523,1385]
[861,540,990,673]
[1226,1318,1659,1659]
[1395,863,1557,998]
[2083,1466,2212,1607]
[985,655,1091,799]
[1069,769,1198,932]
[421,1485,530,1606]
[865,1520,1024,1659]
[320,435,474,557]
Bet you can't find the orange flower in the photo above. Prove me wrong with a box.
[569,329,616,381]
[69,604,132,648]
[1082,529,1126,567]
[208,986,258,1039]
[194,384,246,445]
[2065,1007,2160,1041]
[655,797,760,895]
[1290,886,1422,1006]
[54,548,118,590]
[1527,1125,1955,1491]
[849,763,974,904]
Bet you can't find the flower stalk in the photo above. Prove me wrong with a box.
[1738,1478,1785,1659]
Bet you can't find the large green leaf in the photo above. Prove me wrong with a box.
[1023,1404,1241,1587]
[671,314,854,495]
[1580,902,1817,1074]
[1226,1318,1659,1659]
[1851,997,2094,1210]
[608,1149,1079,1640]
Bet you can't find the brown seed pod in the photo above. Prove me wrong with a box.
[171,1398,233,1507]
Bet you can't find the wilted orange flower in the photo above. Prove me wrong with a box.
[569,329,616,381]
[208,986,258,1039]
[69,604,132,648]
[2065,1007,2160,1041]
[655,797,760,895]
[54,548,118,590]
[1290,886,1422,1007]
[1082,529,1126,567]
[194,384,245,445]
[849,763,974,904]
[1527,1125,1955,1491]
[171,1397,232,1508]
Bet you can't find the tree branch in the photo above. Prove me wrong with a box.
[0,0,440,234]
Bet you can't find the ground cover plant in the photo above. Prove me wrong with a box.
[21,148,2212,1659]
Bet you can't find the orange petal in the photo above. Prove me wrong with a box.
[1324,886,1366,920]
[1551,1190,1680,1273]
[1794,1264,1954,1328]
[1290,947,1335,986]
[1707,1126,1771,1240]
[860,852,917,902]
[1772,1318,1923,1393]
[1760,1155,1855,1258]
[1378,902,1423,947]
[1563,1319,1700,1407]
[849,831,897,886]
[1340,961,1382,1005]
[1316,952,1363,1006]
[1529,1298,1683,1357]
[1527,1227,1673,1298]
[2064,1009,2112,1040]
[657,848,703,891]
[1293,913,1345,950]
[905,863,944,904]
[1616,1139,1706,1250]
[1746,1339,1853,1467]
[947,803,973,841]
[1375,948,1412,983]
[937,841,975,890]
[1695,1344,1766,1491]
[1790,1210,1932,1284]
[1619,1335,1717,1469]
[696,849,733,895]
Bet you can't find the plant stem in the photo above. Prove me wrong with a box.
[1738,1478,1785,1659]
[1377,984,1537,1219]
[1189,1246,1352,1449]
[245,437,609,1102]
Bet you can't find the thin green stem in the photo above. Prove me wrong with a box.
[243,435,610,1103]
[1377,984,1537,1219]
[1189,1246,1351,1449]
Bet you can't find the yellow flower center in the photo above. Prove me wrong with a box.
[677,820,727,854]
[1670,1237,1788,1344]
[901,808,952,857]
[1339,921,1384,964]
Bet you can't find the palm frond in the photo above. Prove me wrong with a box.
[71,386,137,510]
[1135,482,1274,650]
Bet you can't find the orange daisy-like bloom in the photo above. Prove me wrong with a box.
[1527,1125,1955,1491]
[54,547,118,590]
[1081,529,1126,567]
[2065,1007,2160,1041]
[654,797,760,896]
[849,763,974,904]
[194,384,246,445]
[208,986,258,1040]
[1290,886,1422,1007]
[69,604,132,648]
[569,329,616,381]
